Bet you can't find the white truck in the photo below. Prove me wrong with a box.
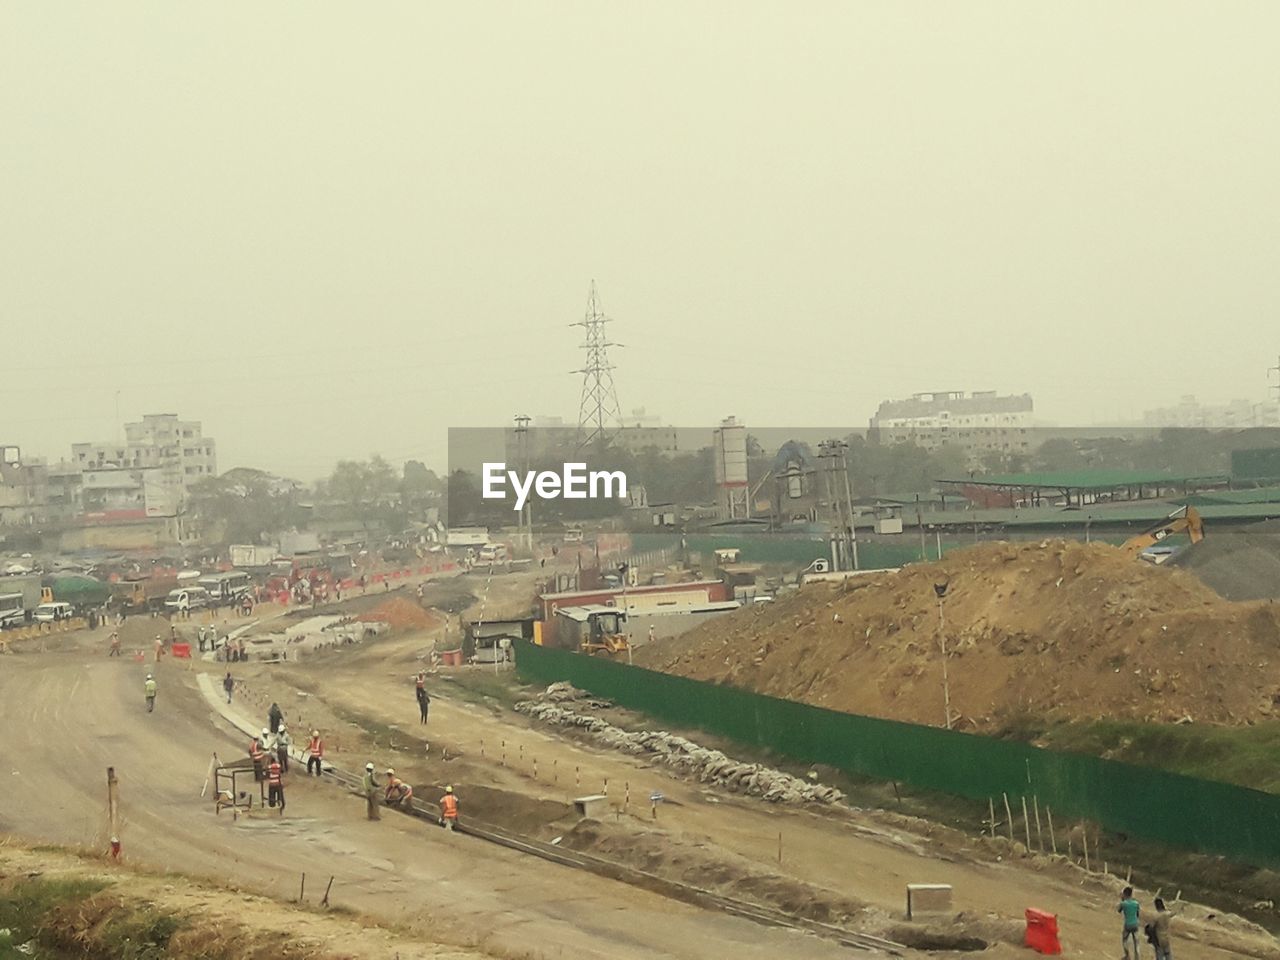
[230,544,278,568]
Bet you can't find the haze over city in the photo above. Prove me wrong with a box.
[3,1,1277,480]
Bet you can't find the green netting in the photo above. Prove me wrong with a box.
[514,640,1280,867]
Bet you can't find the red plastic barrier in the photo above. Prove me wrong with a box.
[1025,908,1061,955]
[171,642,191,659]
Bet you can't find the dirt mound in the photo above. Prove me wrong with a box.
[636,540,1280,730]
[357,596,441,631]
[1173,519,1280,601]
[560,819,868,925]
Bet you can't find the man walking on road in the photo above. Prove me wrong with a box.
[144,674,157,712]
[362,762,381,820]
[1119,886,1142,960]
[267,758,285,813]
[222,671,234,704]
[306,729,324,776]
[415,672,430,724]
[109,631,121,657]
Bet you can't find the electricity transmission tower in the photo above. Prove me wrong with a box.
[573,280,624,450]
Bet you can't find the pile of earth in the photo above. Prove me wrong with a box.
[356,596,441,631]
[635,539,1280,730]
[1171,518,1280,601]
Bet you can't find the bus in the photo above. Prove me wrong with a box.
[197,571,253,606]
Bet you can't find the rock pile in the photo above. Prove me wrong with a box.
[515,685,846,805]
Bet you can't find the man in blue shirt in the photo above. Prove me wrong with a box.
[1118,886,1142,959]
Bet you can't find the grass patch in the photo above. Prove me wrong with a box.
[439,668,534,711]
[998,718,1280,794]
[0,876,109,959]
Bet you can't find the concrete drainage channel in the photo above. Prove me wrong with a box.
[197,675,906,955]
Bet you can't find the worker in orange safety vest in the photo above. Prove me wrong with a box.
[306,729,324,776]
[439,785,459,831]
[249,732,267,781]
[267,758,285,813]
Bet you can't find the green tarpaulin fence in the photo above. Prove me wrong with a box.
[513,639,1280,867]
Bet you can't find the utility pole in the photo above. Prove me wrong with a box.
[933,582,953,730]
[573,281,624,452]
[514,415,532,550]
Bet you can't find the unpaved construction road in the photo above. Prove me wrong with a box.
[2,581,1277,959]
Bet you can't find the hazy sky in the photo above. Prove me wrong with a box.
[3,3,1277,479]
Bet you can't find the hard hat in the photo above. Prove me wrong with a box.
[262,727,269,736]
[312,729,319,737]
[386,767,395,776]
[146,673,153,679]
[365,762,374,771]
[445,785,453,793]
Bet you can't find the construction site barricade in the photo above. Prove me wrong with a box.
[440,649,463,667]
[171,642,192,659]
[1024,908,1061,955]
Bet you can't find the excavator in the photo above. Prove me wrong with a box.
[1120,505,1205,560]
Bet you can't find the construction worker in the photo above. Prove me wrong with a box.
[362,762,381,820]
[249,732,267,782]
[384,768,413,811]
[306,729,324,776]
[439,785,459,831]
[267,758,285,813]
[268,701,283,734]
[153,634,164,663]
[144,673,157,713]
[275,725,291,773]
[222,671,234,704]
[416,675,430,725]
[109,631,121,657]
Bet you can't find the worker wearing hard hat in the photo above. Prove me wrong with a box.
[361,762,380,821]
[143,674,157,713]
[306,730,325,776]
[384,768,413,811]
[439,785,459,831]
[249,731,267,782]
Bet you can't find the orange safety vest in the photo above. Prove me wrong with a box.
[268,762,282,786]
[308,736,323,758]
[441,794,458,819]
[250,739,264,761]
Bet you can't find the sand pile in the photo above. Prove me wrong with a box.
[356,596,440,631]
[636,540,1280,730]
[1172,519,1280,601]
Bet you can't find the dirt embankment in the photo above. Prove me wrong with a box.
[636,540,1280,730]
[1173,519,1280,601]
[0,843,489,959]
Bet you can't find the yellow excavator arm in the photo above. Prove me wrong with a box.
[1120,506,1205,558]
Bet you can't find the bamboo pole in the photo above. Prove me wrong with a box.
[1033,795,1043,852]
[1046,806,1057,855]
[988,797,997,839]
[1082,826,1090,872]
[1002,794,1015,842]
[1021,796,1032,849]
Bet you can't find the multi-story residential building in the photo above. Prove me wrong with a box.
[870,391,1034,464]
[1142,395,1280,429]
[71,413,217,501]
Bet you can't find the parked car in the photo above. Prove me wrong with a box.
[33,601,75,622]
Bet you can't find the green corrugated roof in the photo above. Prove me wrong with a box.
[938,471,1228,491]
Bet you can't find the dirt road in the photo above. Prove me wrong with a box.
[0,635,861,960]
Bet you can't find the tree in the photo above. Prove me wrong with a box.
[327,455,400,533]
[187,468,304,545]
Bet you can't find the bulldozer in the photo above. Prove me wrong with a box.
[1120,505,1205,560]
[578,608,630,657]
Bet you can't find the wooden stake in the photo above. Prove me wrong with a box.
[1082,826,1090,872]
[533,757,538,781]
[1021,796,1032,849]
[988,797,997,838]
[777,831,783,864]
[1033,795,1043,852]
[299,872,306,903]
[106,767,120,840]
[553,759,558,784]
[1046,806,1057,855]
[321,876,334,907]
[1002,793,1015,842]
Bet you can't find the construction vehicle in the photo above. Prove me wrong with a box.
[1121,505,1205,560]
[577,607,631,656]
[111,574,179,614]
